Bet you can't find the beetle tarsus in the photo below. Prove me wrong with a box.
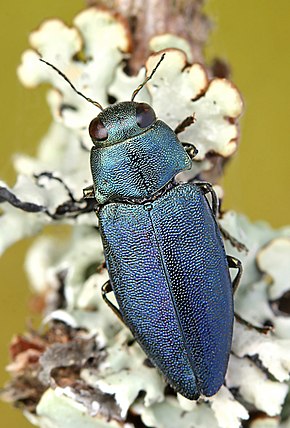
[234,312,273,334]
[220,225,249,253]
[227,255,242,293]
[102,280,125,324]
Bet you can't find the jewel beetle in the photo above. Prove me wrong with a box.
[41,55,242,399]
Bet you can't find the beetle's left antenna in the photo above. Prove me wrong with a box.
[131,53,166,102]
[39,58,104,111]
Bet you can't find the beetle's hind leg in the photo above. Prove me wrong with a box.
[220,225,248,253]
[102,280,123,322]
[227,257,272,333]
[195,181,219,217]
[102,280,126,325]
[102,281,138,344]
[227,255,242,294]
[195,181,248,253]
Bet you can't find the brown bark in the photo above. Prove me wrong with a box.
[86,0,211,73]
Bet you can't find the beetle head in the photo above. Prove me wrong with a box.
[89,101,157,146]
[40,54,165,147]
[88,54,165,147]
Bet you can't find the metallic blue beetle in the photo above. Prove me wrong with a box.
[41,56,241,399]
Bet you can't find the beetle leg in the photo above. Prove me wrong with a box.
[227,257,272,333]
[102,282,138,346]
[234,312,272,334]
[175,114,198,159]
[220,226,249,253]
[195,181,219,218]
[181,142,198,160]
[174,113,196,134]
[195,182,249,253]
[227,255,242,294]
[102,280,126,325]
[83,184,95,199]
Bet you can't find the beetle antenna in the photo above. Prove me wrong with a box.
[131,53,166,102]
[39,58,104,111]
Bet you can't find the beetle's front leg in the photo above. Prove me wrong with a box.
[181,142,198,160]
[102,280,126,325]
[174,113,196,135]
[174,114,198,160]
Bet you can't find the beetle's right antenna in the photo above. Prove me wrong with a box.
[131,53,166,102]
[39,58,104,111]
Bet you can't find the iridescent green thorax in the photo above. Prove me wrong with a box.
[89,102,192,204]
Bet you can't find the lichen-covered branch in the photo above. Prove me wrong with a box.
[86,0,211,73]
[1,2,290,428]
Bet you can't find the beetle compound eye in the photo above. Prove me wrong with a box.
[136,103,156,128]
[89,117,108,142]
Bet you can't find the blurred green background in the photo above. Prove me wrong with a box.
[0,0,289,426]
